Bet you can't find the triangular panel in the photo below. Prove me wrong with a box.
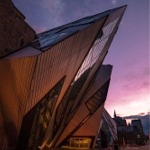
[17,77,65,150]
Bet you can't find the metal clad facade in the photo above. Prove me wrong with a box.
[0,5,127,149]
[39,18,106,148]
[26,18,106,113]
[55,65,112,146]
[0,57,36,146]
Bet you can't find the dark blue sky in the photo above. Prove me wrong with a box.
[12,0,149,116]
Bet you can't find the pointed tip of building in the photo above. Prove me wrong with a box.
[114,110,117,118]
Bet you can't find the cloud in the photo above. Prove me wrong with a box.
[143,67,149,76]
[33,26,48,34]
[112,0,117,5]
[106,65,150,117]
[32,0,66,28]
[106,95,150,117]
[142,81,149,88]
[123,67,149,88]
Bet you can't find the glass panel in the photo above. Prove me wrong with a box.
[74,17,119,82]
[53,17,120,139]
[86,80,110,114]
[94,17,119,45]
[27,78,65,149]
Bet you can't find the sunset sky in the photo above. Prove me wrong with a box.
[12,0,149,117]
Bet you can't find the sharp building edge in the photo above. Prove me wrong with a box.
[0,1,127,149]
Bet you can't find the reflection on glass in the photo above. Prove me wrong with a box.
[74,17,119,81]
[27,79,64,149]
[53,16,120,141]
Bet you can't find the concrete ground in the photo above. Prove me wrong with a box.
[95,141,150,150]
[120,141,150,150]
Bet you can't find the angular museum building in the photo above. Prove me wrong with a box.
[97,108,118,148]
[0,1,126,149]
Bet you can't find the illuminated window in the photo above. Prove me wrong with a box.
[61,137,93,149]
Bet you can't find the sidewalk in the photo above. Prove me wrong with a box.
[120,141,150,150]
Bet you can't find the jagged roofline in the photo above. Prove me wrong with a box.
[31,5,127,50]
[37,5,127,35]
[0,5,127,59]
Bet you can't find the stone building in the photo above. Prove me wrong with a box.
[114,112,146,146]
[0,0,36,57]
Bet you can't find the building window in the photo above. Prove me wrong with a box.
[61,137,93,149]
